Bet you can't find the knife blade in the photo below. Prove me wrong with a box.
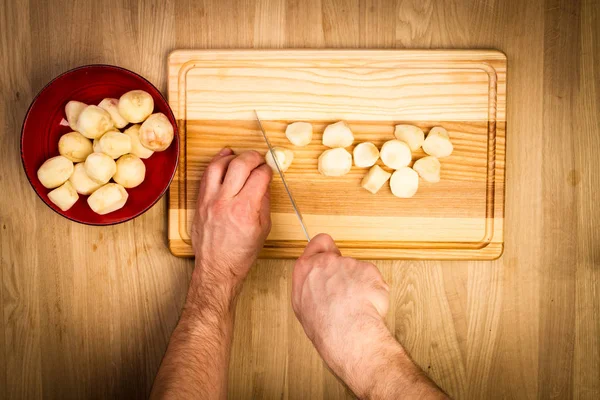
[254,110,311,242]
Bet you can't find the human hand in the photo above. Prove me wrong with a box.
[190,148,272,304]
[291,234,394,397]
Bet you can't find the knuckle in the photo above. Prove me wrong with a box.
[204,163,223,179]
[255,166,272,180]
[246,149,261,160]
[228,157,246,171]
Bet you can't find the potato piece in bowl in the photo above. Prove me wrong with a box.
[87,183,128,215]
[84,152,116,184]
[118,90,154,123]
[76,105,114,139]
[98,98,128,129]
[65,101,87,131]
[124,124,154,159]
[139,113,174,151]
[58,131,93,162]
[37,156,74,189]
[98,131,132,159]
[69,163,102,195]
[113,154,146,188]
[48,181,79,211]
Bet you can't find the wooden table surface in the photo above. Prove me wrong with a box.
[1,0,598,399]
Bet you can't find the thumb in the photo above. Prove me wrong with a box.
[302,233,341,258]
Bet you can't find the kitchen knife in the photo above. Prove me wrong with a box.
[254,110,311,242]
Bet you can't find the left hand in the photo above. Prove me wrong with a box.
[190,148,272,302]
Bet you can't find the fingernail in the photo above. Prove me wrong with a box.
[219,148,232,156]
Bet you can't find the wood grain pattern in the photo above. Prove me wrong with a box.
[167,50,506,259]
[1,0,599,399]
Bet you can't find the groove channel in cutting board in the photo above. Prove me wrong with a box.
[168,50,506,259]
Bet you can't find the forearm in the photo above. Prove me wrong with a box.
[150,268,238,400]
[361,337,448,399]
[331,325,447,400]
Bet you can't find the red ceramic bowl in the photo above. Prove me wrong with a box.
[21,65,179,225]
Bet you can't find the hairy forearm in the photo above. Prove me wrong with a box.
[150,268,238,400]
[330,324,448,400]
[361,337,448,400]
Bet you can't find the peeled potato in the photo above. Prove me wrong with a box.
[76,105,114,139]
[413,156,441,183]
[318,148,352,177]
[394,125,425,151]
[361,165,392,194]
[124,124,154,159]
[58,131,93,162]
[265,147,294,172]
[93,138,102,153]
[69,163,102,195]
[285,122,313,147]
[118,90,154,123]
[98,98,128,129]
[37,156,74,189]
[390,167,419,198]
[322,121,354,148]
[65,101,87,131]
[380,140,412,170]
[98,131,132,159]
[48,181,79,211]
[423,127,453,158]
[113,154,146,188]
[139,113,174,152]
[87,183,128,215]
[84,152,116,184]
[353,142,379,168]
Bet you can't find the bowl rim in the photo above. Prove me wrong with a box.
[20,63,180,226]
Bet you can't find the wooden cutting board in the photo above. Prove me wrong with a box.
[167,50,506,259]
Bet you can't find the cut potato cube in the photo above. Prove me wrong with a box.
[390,167,419,198]
[265,147,294,172]
[413,156,441,183]
[380,140,412,169]
[318,148,352,177]
[394,124,425,151]
[285,122,313,147]
[353,142,379,168]
[423,127,453,158]
[48,181,79,211]
[69,163,103,195]
[361,165,391,194]
[37,156,74,189]
[87,183,128,215]
[322,121,354,148]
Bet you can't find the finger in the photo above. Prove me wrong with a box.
[258,190,272,232]
[216,147,234,157]
[302,233,341,258]
[200,154,237,196]
[239,163,272,206]
[221,151,265,197]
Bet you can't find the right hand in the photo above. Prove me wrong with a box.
[291,234,392,396]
